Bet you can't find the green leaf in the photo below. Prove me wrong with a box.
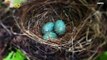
[96,51,107,60]
[10,0,26,8]
[0,1,2,7]
[3,51,14,60]
[3,48,27,60]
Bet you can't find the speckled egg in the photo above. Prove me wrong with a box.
[43,32,57,40]
[54,20,66,35]
[42,22,54,34]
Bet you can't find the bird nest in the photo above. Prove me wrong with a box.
[17,0,105,53]
[0,0,107,60]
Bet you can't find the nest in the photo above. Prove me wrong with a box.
[14,0,106,59]
[0,0,107,60]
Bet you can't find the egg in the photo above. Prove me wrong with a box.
[42,22,54,34]
[43,32,57,40]
[54,20,66,35]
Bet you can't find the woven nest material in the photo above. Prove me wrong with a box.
[15,0,106,58]
[0,0,107,60]
[18,0,103,48]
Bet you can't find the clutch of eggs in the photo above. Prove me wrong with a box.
[42,20,66,40]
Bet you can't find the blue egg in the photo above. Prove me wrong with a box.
[43,32,57,40]
[54,20,66,35]
[42,22,54,34]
